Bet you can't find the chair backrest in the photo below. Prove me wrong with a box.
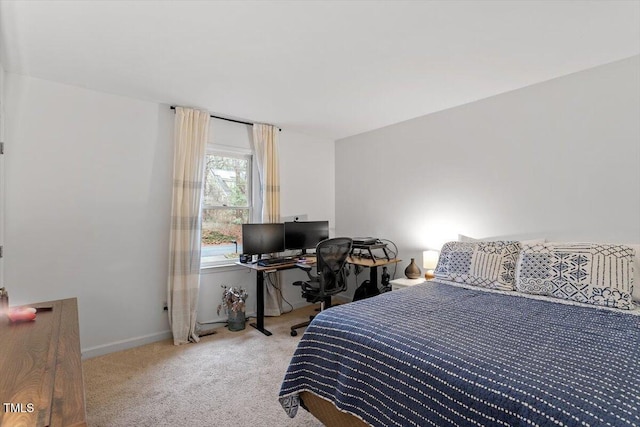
[315,237,353,297]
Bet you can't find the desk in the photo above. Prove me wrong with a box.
[348,256,402,300]
[238,255,400,336]
[236,257,315,336]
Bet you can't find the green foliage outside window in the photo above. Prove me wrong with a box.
[202,153,251,250]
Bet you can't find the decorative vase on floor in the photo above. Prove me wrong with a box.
[227,310,246,331]
[404,258,421,279]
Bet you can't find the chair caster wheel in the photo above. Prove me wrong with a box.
[290,330,298,336]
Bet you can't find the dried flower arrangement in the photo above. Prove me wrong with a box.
[217,285,249,315]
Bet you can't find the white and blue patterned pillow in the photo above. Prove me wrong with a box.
[434,241,521,291]
[516,242,635,310]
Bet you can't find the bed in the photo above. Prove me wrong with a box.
[279,241,640,426]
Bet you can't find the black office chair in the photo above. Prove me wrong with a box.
[290,237,353,336]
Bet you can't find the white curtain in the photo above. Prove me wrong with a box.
[252,124,282,316]
[168,107,209,344]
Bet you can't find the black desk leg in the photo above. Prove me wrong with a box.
[365,266,381,297]
[250,270,272,336]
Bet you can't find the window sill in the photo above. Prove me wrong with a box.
[200,262,245,274]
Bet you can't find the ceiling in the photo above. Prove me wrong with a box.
[1,0,639,140]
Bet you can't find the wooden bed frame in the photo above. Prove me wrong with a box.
[300,391,369,427]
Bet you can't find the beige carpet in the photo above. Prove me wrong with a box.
[83,305,323,427]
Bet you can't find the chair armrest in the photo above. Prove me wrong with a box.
[295,263,318,281]
[295,262,313,272]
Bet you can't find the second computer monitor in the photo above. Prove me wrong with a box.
[284,221,329,253]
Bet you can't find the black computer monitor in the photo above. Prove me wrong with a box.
[241,223,285,256]
[284,221,329,254]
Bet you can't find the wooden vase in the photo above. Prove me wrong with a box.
[404,258,421,279]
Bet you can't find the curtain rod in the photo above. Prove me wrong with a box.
[170,106,281,131]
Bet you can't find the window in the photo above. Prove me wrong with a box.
[201,149,252,266]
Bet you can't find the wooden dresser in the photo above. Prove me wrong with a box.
[0,298,86,427]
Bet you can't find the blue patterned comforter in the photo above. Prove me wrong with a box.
[279,281,640,426]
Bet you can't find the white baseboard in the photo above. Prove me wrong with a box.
[82,299,338,359]
[81,330,172,360]
[197,299,312,325]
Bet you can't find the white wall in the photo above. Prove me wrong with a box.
[0,62,5,286]
[280,131,335,232]
[0,6,5,287]
[336,56,640,296]
[5,73,175,356]
[4,73,336,356]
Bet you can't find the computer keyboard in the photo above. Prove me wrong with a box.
[257,257,293,267]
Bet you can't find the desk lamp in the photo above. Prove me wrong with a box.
[423,250,439,279]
